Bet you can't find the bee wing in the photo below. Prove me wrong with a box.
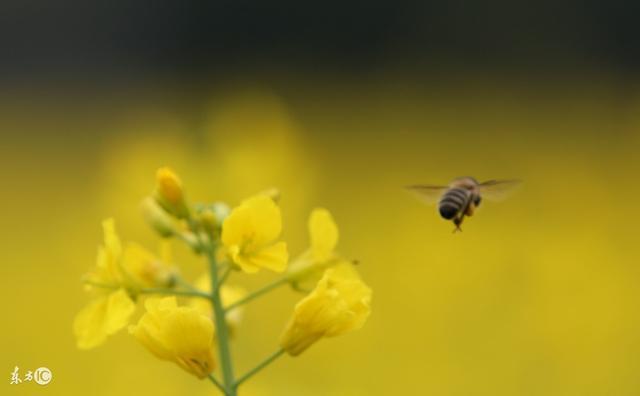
[478,179,522,202]
[405,184,448,205]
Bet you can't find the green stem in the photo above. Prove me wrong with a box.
[225,277,288,312]
[215,265,232,294]
[208,373,228,395]
[83,280,210,300]
[138,288,211,299]
[206,242,237,395]
[235,348,285,387]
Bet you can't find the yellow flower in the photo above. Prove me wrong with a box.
[129,297,215,379]
[74,219,177,349]
[280,263,372,356]
[74,219,136,349]
[287,208,342,289]
[189,274,247,336]
[221,195,288,273]
[154,166,189,218]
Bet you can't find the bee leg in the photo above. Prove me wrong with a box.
[453,215,464,233]
[466,202,475,216]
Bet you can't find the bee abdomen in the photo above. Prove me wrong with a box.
[438,188,469,220]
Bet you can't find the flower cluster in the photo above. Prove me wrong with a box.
[73,167,372,395]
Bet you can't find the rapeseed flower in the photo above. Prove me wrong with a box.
[73,219,135,349]
[280,263,372,356]
[221,195,288,273]
[74,219,177,349]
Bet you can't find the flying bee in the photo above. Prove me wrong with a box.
[406,177,521,232]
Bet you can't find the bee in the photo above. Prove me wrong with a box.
[406,177,521,232]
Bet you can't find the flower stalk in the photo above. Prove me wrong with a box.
[236,348,285,387]
[208,373,227,395]
[82,280,211,300]
[206,240,237,396]
[215,265,233,294]
[225,277,289,312]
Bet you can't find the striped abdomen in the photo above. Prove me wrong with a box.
[438,188,471,219]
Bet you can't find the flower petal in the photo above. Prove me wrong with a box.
[130,296,215,379]
[222,195,282,248]
[102,218,122,259]
[92,219,123,284]
[73,288,135,350]
[309,208,339,262]
[280,263,371,356]
[163,309,215,378]
[243,241,289,273]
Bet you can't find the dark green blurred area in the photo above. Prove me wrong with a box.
[1,0,639,81]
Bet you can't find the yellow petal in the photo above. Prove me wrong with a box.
[91,219,123,284]
[309,208,339,262]
[322,264,372,336]
[130,297,215,379]
[236,242,288,273]
[233,253,260,273]
[73,288,135,350]
[91,246,116,284]
[129,297,178,360]
[163,309,215,377]
[102,218,122,259]
[222,195,282,249]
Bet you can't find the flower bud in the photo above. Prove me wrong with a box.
[181,232,204,255]
[141,197,176,237]
[154,167,189,218]
[199,209,217,235]
[211,202,231,223]
[198,202,231,238]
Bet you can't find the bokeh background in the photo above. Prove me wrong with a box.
[2,1,640,395]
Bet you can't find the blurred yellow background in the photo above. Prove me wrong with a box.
[2,77,640,395]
